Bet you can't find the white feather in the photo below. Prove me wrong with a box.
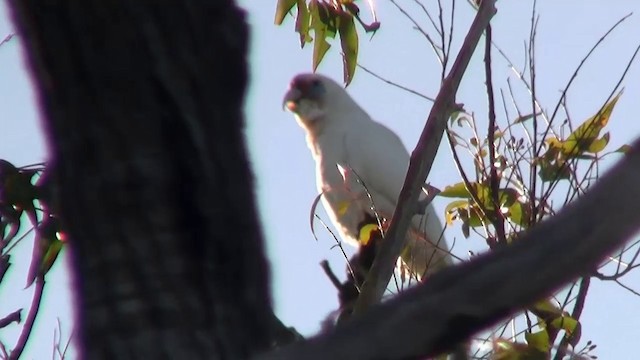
[285,74,452,279]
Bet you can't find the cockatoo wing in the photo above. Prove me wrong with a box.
[343,118,452,277]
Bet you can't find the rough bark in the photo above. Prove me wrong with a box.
[9,1,272,358]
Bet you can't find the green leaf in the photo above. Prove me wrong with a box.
[274,0,298,25]
[525,329,550,353]
[615,144,632,154]
[444,199,483,231]
[309,0,331,71]
[26,216,65,287]
[550,315,581,346]
[338,13,358,85]
[444,199,469,225]
[507,201,529,228]
[537,158,570,182]
[315,1,338,37]
[498,188,518,208]
[295,0,312,47]
[561,91,622,156]
[493,339,547,360]
[0,160,39,226]
[586,132,610,153]
[439,182,476,198]
[532,299,564,321]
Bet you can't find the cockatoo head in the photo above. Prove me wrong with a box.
[283,73,355,129]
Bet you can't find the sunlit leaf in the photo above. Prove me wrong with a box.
[274,0,298,25]
[532,299,564,321]
[444,199,468,225]
[439,182,479,198]
[550,315,581,346]
[493,339,547,360]
[358,223,379,246]
[507,201,529,228]
[444,199,483,232]
[525,329,550,353]
[338,13,358,85]
[586,132,610,153]
[545,137,563,151]
[309,0,331,71]
[561,91,622,156]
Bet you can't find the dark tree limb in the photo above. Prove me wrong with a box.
[261,139,640,359]
[9,1,274,358]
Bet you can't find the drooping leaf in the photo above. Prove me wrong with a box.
[338,13,358,85]
[274,0,298,25]
[309,0,331,71]
[294,0,312,47]
[26,216,65,287]
[614,144,632,154]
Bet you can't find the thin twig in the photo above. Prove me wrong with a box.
[390,0,443,64]
[0,34,15,47]
[528,1,539,227]
[9,278,45,360]
[357,64,435,102]
[615,279,640,297]
[0,310,21,329]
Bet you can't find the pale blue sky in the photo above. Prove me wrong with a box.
[1,1,640,359]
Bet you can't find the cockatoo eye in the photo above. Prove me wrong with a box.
[308,79,325,98]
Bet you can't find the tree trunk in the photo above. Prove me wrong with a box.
[9,1,272,358]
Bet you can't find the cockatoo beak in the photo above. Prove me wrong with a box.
[282,87,302,112]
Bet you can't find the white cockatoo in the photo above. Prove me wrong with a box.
[283,73,452,280]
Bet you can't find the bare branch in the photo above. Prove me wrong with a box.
[357,64,435,102]
[351,0,498,315]
[484,22,506,245]
[9,278,45,360]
